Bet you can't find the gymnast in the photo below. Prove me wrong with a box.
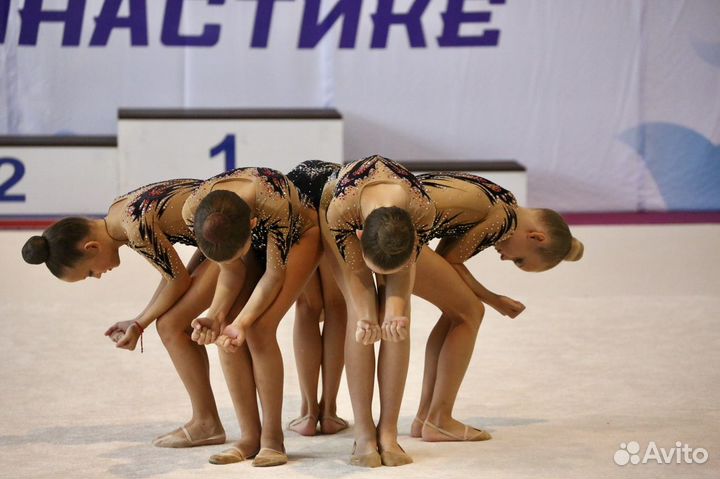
[285,160,349,437]
[21,179,228,449]
[183,167,321,467]
[409,171,583,441]
[319,155,435,467]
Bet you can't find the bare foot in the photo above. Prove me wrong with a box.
[320,415,349,434]
[288,414,318,436]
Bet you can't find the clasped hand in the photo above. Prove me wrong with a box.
[490,295,526,319]
[104,320,141,351]
[191,317,246,353]
[355,316,409,345]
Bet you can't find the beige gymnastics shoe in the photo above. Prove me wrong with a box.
[379,444,413,467]
[252,447,288,467]
[152,426,226,448]
[288,414,318,436]
[410,416,425,438]
[422,420,492,442]
[319,415,349,435]
[209,445,258,465]
[349,442,381,468]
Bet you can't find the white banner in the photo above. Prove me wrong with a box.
[1,0,719,212]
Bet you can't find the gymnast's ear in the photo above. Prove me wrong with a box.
[82,240,101,255]
[528,231,547,243]
[356,230,363,240]
[250,217,258,229]
[564,237,584,262]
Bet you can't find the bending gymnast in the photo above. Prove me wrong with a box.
[409,171,583,441]
[319,155,435,467]
[285,160,348,437]
[21,179,227,448]
[183,167,321,467]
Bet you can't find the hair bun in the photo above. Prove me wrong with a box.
[22,235,50,264]
[564,237,584,262]
[201,212,230,244]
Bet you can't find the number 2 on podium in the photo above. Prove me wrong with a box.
[0,157,26,202]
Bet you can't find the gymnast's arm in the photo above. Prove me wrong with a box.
[190,255,248,345]
[109,231,193,349]
[133,242,193,330]
[327,199,382,336]
[380,260,415,342]
[132,248,205,325]
[185,248,206,274]
[436,233,525,319]
[344,262,382,345]
[228,241,286,333]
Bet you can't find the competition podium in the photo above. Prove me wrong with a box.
[0,136,118,227]
[0,108,344,228]
[0,111,529,227]
[117,108,344,193]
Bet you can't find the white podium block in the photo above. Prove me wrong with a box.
[118,109,344,192]
[0,137,119,227]
[400,160,528,206]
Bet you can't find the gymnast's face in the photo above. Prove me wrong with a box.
[61,240,121,282]
[494,232,548,273]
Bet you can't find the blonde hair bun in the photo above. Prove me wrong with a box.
[564,237,584,262]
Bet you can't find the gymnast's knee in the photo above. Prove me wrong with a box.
[296,293,323,322]
[245,322,280,351]
[448,300,485,330]
[322,297,346,324]
[155,314,189,345]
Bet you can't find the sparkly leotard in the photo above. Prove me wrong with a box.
[321,155,435,271]
[183,167,315,269]
[111,178,203,280]
[287,160,341,210]
[417,172,518,262]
